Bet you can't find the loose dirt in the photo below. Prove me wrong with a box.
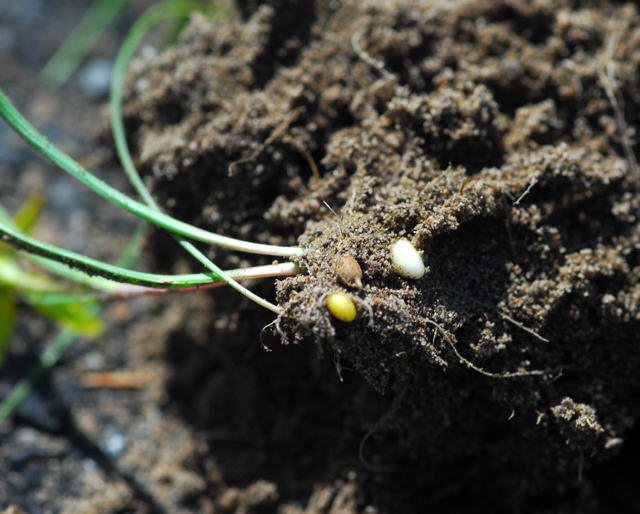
[123,1,640,511]
[4,0,640,512]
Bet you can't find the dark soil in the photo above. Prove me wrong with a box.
[123,1,640,512]
[3,0,640,513]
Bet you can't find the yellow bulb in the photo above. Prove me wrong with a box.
[326,293,357,322]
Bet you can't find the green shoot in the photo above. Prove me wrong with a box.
[41,0,130,87]
[0,89,304,259]
[0,198,104,362]
[0,219,296,290]
[111,0,228,207]
[109,1,287,313]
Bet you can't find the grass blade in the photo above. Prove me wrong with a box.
[41,0,130,87]
[111,1,283,314]
[0,88,303,258]
[112,0,227,207]
[0,219,296,291]
[0,219,222,288]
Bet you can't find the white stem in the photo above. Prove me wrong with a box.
[201,233,306,257]
[108,261,299,302]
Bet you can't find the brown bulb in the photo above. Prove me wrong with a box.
[335,254,362,288]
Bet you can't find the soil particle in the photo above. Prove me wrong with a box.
[118,0,640,511]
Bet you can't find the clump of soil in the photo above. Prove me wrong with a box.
[123,0,640,511]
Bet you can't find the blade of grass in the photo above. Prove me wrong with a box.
[110,1,284,314]
[0,287,16,365]
[0,219,297,290]
[112,0,228,207]
[0,219,219,288]
[41,0,130,87]
[0,221,143,425]
[16,261,298,304]
[0,89,304,259]
[0,199,124,291]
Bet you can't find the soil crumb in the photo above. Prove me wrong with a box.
[122,0,640,512]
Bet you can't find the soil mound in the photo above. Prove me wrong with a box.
[124,1,640,511]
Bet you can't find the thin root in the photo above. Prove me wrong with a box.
[597,32,639,179]
[228,107,302,176]
[424,317,558,379]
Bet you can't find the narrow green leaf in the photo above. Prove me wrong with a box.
[110,1,280,314]
[25,292,103,337]
[13,192,44,234]
[40,0,130,87]
[0,287,16,365]
[0,220,225,288]
[0,255,66,292]
[0,87,303,258]
[111,0,229,207]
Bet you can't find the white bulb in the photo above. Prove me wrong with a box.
[390,239,425,279]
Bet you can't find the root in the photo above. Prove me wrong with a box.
[423,316,559,379]
[435,287,549,343]
[597,31,639,179]
[358,385,407,472]
[513,175,539,206]
[228,107,303,176]
[259,317,281,351]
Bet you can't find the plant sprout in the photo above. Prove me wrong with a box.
[0,1,306,316]
[0,0,306,424]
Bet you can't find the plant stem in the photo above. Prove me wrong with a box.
[109,1,286,314]
[0,88,304,259]
[40,0,130,87]
[112,261,298,297]
[0,220,297,291]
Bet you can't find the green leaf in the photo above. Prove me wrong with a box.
[40,0,130,87]
[13,192,44,234]
[0,220,223,288]
[0,287,16,365]
[0,255,66,292]
[25,291,103,337]
[0,88,303,258]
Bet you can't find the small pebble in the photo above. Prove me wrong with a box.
[77,58,113,98]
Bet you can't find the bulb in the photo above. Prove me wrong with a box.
[390,239,425,279]
[326,292,357,322]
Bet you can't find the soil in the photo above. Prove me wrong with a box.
[3,0,640,513]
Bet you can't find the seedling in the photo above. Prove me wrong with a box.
[0,0,307,319]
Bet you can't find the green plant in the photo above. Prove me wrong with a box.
[0,0,304,422]
[0,195,103,364]
[0,0,305,316]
